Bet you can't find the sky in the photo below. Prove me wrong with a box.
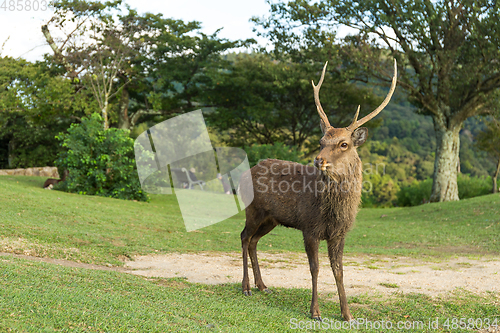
[0,0,272,62]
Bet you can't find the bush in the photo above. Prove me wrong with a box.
[457,174,492,199]
[244,142,303,167]
[55,113,148,202]
[396,178,433,207]
[361,173,401,208]
[397,174,492,206]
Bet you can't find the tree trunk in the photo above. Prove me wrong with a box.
[493,156,500,194]
[41,25,77,79]
[8,140,15,168]
[118,87,130,130]
[102,98,109,130]
[430,116,460,202]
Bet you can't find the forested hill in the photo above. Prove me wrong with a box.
[365,89,494,180]
[342,86,494,207]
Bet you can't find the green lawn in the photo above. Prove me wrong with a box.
[1,175,499,265]
[0,175,499,332]
[0,255,498,332]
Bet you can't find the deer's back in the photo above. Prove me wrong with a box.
[245,159,323,230]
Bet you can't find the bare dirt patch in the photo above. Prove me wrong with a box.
[125,252,500,297]
[2,249,499,297]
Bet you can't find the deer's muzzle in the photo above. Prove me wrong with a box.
[314,157,332,171]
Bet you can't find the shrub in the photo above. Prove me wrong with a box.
[362,173,401,208]
[397,174,492,206]
[457,174,492,199]
[396,178,433,207]
[55,113,148,202]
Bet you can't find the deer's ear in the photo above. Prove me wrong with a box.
[352,127,368,146]
[320,119,328,134]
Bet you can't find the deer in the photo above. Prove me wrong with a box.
[43,169,69,189]
[239,59,397,321]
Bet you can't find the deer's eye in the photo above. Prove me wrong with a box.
[340,142,348,149]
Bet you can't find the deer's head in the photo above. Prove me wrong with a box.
[312,60,397,177]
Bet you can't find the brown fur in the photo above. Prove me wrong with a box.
[240,126,366,322]
[240,60,396,321]
[43,170,69,189]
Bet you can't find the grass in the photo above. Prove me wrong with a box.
[0,256,499,333]
[1,175,500,332]
[1,176,499,266]
[379,282,400,289]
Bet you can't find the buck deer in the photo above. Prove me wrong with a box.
[240,60,397,321]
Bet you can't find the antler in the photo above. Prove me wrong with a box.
[346,59,398,131]
[311,62,331,129]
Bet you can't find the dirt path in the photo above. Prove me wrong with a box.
[125,252,500,297]
[2,251,499,297]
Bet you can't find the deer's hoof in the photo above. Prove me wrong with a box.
[243,290,252,296]
[312,316,322,322]
[343,314,355,322]
[263,288,272,294]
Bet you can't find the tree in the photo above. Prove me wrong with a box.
[476,116,500,193]
[42,2,246,131]
[207,53,382,156]
[41,0,123,80]
[0,57,95,168]
[42,0,140,129]
[125,12,248,127]
[70,22,138,129]
[256,0,500,202]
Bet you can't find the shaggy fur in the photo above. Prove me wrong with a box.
[240,127,366,322]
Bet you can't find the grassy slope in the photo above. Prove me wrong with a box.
[1,176,499,332]
[1,176,499,266]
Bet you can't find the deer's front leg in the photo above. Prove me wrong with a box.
[327,237,354,321]
[303,234,321,320]
[241,228,252,296]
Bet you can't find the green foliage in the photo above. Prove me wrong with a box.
[362,173,400,208]
[244,142,303,167]
[55,113,148,201]
[258,0,500,202]
[475,116,500,192]
[397,178,433,207]
[397,174,492,207]
[0,57,95,168]
[118,12,248,128]
[457,174,492,200]
[207,53,382,155]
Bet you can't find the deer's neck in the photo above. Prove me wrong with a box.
[317,160,362,239]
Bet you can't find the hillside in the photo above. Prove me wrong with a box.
[349,86,495,207]
[368,91,495,179]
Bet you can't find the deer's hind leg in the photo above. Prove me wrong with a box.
[248,218,277,293]
[241,208,267,296]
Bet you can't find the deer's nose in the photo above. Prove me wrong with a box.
[314,157,324,169]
